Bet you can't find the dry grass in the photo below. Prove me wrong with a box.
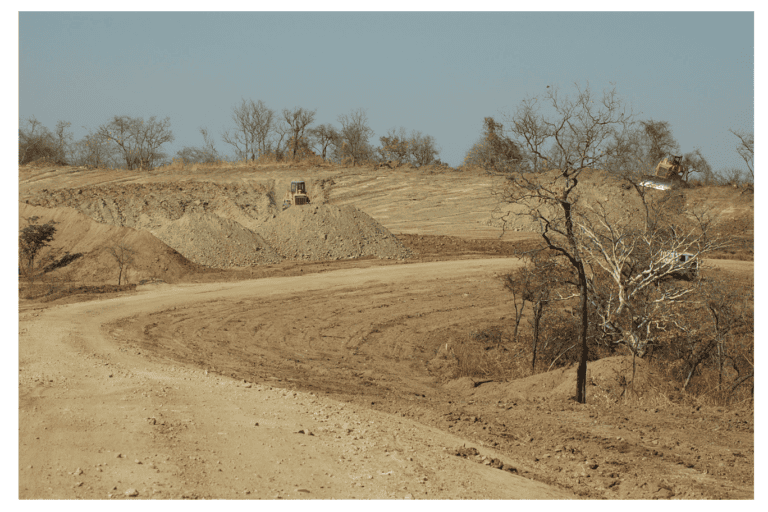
[19,275,137,302]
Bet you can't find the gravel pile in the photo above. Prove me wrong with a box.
[154,213,283,268]
[259,204,411,261]
[24,180,410,268]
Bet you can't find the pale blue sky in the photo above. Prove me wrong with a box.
[19,11,754,172]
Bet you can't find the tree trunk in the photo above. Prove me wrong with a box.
[562,199,589,403]
[512,299,525,345]
[532,301,542,375]
[118,266,123,286]
[683,339,717,390]
[576,262,589,403]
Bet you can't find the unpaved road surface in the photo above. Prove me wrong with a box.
[20,258,575,499]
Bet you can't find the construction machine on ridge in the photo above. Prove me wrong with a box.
[640,155,688,191]
[283,180,311,210]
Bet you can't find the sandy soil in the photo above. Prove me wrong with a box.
[18,163,754,500]
[20,259,576,499]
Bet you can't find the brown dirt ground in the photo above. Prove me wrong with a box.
[18,163,754,500]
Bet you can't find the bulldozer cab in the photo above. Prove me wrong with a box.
[670,155,683,167]
[283,180,310,209]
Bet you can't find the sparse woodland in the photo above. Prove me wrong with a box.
[19,87,753,408]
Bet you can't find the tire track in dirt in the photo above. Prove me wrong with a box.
[21,259,578,499]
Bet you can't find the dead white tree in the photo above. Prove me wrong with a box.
[576,188,729,358]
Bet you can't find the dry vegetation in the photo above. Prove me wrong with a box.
[19,89,753,499]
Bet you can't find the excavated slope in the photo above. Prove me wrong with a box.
[21,180,411,269]
[19,203,201,284]
[22,181,280,238]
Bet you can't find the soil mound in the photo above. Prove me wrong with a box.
[444,356,656,404]
[19,203,202,284]
[153,213,283,268]
[258,204,411,261]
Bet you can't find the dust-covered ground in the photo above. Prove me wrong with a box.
[18,162,754,500]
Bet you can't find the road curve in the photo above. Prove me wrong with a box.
[19,258,575,499]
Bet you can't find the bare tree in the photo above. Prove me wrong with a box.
[71,129,118,169]
[409,130,440,167]
[464,117,526,172]
[19,116,70,165]
[639,119,680,165]
[176,126,220,164]
[703,280,749,393]
[336,108,375,167]
[107,241,136,286]
[499,83,633,403]
[721,166,746,186]
[222,99,275,161]
[96,115,174,170]
[682,148,711,183]
[308,124,339,161]
[283,107,317,161]
[503,250,570,374]
[502,266,532,345]
[577,192,729,362]
[378,127,411,164]
[270,119,291,161]
[54,121,73,162]
[729,129,754,181]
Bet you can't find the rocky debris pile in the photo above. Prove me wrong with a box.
[22,180,411,269]
[154,213,283,268]
[259,204,411,261]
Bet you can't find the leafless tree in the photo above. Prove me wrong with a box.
[176,126,220,164]
[498,83,634,403]
[270,119,291,161]
[336,108,375,167]
[107,241,136,286]
[308,124,339,161]
[283,107,317,161]
[71,129,118,169]
[639,119,680,165]
[96,115,174,170]
[577,191,729,362]
[682,148,711,183]
[729,129,754,181]
[721,167,746,186]
[378,127,411,164]
[222,99,275,161]
[464,117,526,172]
[19,116,71,165]
[409,130,440,167]
[702,280,750,393]
[503,250,571,374]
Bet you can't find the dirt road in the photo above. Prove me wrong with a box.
[20,258,576,499]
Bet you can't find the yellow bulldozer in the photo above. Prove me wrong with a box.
[640,155,688,190]
[282,180,310,209]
